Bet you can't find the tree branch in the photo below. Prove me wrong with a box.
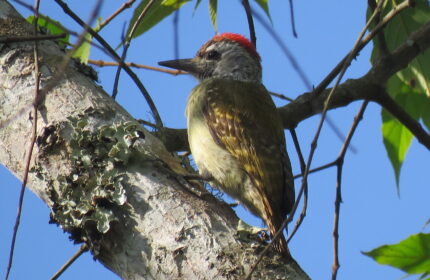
[0,2,310,279]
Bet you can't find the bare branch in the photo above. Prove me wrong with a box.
[112,0,156,100]
[286,129,308,244]
[331,101,369,280]
[5,1,42,278]
[99,0,136,30]
[50,244,89,280]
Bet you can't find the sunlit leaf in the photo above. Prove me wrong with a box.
[381,78,424,190]
[209,0,218,32]
[127,0,190,40]
[73,17,102,64]
[27,15,70,48]
[363,233,430,275]
[193,0,203,15]
[73,33,92,64]
[253,0,272,21]
[369,0,430,187]
[370,0,430,97]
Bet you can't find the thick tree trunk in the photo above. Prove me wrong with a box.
[0,2,309,279]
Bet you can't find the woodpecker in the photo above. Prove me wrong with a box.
[159,33,295,257]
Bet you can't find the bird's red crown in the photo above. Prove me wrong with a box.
[201,32,261,61]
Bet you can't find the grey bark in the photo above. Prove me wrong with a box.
[0,1,309,279]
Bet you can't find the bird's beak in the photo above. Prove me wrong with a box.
[158,58,201,75]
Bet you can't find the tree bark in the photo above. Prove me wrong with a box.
[0,2,309,279]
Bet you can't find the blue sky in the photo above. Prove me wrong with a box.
[1,1,429,279]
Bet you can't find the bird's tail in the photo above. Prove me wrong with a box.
[268,221,292,259]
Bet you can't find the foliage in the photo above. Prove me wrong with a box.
[26,14,100,63]
[369,0,430,187]
[126,0,190,40]
[364,233,430,279]
[27,15,69,48]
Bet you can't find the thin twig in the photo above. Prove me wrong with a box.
[269,91,294,102]
[286,129,307,243]
[53,0,164,128]
[331,101,369,279]
[288,0,298,38]
[308,3,384,277]
[0,33,66,43]
[50,244,89,280]
[241,0,257,47]
[112,24,128,99]
[368,0,390,57]
[112,0,156,99]
[99,0,136,30]
[103,1,139,99]
[5,4,101,277]
[332,161,343,280]
[326,117,358,154]
[5,1,41,278]
[293,160,337,179]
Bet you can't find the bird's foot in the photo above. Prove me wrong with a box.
[236,220,269,243]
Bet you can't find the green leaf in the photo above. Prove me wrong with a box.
[381,79,424,190]
[72,18,102,64]
[193,0,203,15]
[381,108,412,189]
[253,0,272,22]
[73,32,92,64]
[127,0,190,40]
[370,0,430,96]
[422,97,430,132]
[27,15,70,48]
[209,0,218,32]
[369,0,430,187]
[363,233,430,275]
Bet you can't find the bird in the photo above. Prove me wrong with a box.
[158,33,295,257]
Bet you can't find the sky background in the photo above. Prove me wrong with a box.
[1,0,429,279]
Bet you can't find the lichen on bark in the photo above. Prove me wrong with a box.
[31,107,154,251]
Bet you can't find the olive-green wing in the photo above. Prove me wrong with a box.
[201,79,295,219]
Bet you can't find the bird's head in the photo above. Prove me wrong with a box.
[159,33,262,83]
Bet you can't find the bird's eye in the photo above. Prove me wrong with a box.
[206,50,220,60]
